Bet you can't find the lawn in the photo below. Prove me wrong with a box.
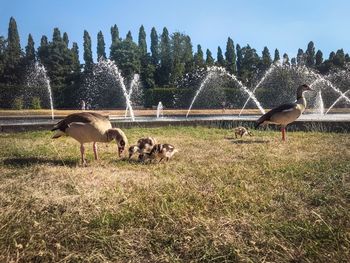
[0,127,349,262]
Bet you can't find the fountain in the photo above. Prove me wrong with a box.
[186,66,265,118]
[325,90,350,114]
[156,101,164,118]
[125,74,140,118]
[93,59,135,121]
[315,90,325,115]
[27,62,54,120]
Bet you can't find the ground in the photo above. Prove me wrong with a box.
[0,127,349,262]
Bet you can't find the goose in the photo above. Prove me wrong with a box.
[255,84,313,141]
[51,112,128,165]
[128,137,157,160]
[146,143,178,163]
[234,126,253,138]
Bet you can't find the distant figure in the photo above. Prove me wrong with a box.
[80,100,86,110]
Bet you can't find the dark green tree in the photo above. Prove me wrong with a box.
[216,46,225,67]
[126,31,133,41]
[83,30,93,70]
[273,48,280,63]
[63,32,69,47]
[138,25,147,56]
[297,48,304,65]
[38,35,49,65]
[315,50,323,66]
[225,37,236,74]
[239,45,260,84]
[194,44,204,68]
[282,53,290,65]
[110,24,120,58]
[0,36,6,77]
[206,49,214,66]
[158,27,171,86]
[25,34,35,63]
[260,46,272,71]
[236,44,242,74]
[150,27,159,66]
[97,31,106,60]
[333,49,345,67]
[305,41,315,67]
[291,57,296,66]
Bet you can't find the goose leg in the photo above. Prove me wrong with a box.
[80,144,86,166]
[281,127,286,141]
[93,142,98,160]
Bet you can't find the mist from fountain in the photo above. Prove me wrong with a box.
[124,74,140,118]
[94,59,135,121]
[27,62,54,120]
[156,101,164,118]
[186,66,265,118]
[325,89,350,114]
[315,90,325,115]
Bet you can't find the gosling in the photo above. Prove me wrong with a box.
[234,126,253,138]
[146,144,178,163]
[129,137,157,160]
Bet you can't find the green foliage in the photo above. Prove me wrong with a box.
[225,37,236,74]
[194,44,204,69]
[260,46,271,71]
[305,41,315,67]
[216,46,225,67]
[12,96,23,109]
[83,30,93,70]
[158,27,172,86]
[25,34,35,63]
[30,96,41,109]
[205,49,214,66]
[138,25,147,56]
[273,48,280,62]
[150,27,159,66]
[315,50,323,66]
[97,31,106,60]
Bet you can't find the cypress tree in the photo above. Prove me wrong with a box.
[110,24,120,58]
[0,36,5,77]
[261,46,272,70]
[333,49,345,67]
[225,37,236,74]
[71,42,80,72]
[138,25,147,56]
[282,53,290,65]
[297,48,304,65]
[159,27,171,86]
[217,46,225,67]
[97,31,106,60]
[329,51,335,61]
[236,44,242,74]
[6,17,21,66]
[194,44,204,68]
[273,49,280,63]
[38,35,49,65]
[126,31,133,42]
[183,35,194,73]
[305,41,315,67]
[206,49,214,66]
[150,27,159,66]
[315,50,323,66]
[83,30,93,70]
[291,57,296,66]
[63,32,69,47]
[25,34,35,62]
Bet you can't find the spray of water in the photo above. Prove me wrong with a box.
[156,101,164,118]
[325,90,350,114]
[186,66,265,118]
[124,74,140,118]
[315,90,325,115]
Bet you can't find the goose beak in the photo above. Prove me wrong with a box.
[118,147,124,157]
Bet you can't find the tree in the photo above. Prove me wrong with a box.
[239,45,260,84]
[206,49,214,66]
[25,34,35,63]
[217,46,225,67]
[291,57,296,66]
[158,27,171,86]
[225,37,236,74]
[150,27,159,66]
[236,44,242,74]
[63,32,69,47]
[194,44,204,68]
[0,36,6,77]
[282,53,290,66]
[110,24,120,58]
[38,35,49,65]
[273,49,280,63]
[126,31,133,41]
[297,48,304,65]
[305,41,315,67]
[333,49,345,67]
[260,46,272,71]
[97,31,106,60]
[83,30,93,70]
[138,25,147,56]
[315,50,323,66]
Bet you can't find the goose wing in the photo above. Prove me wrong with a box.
[256,102,296,127]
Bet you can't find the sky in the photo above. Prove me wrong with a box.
[1,0,349,62]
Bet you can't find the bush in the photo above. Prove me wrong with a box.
[12,97,24,110]
[30,97,42,109]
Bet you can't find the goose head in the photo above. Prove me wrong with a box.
[106,128,128,157]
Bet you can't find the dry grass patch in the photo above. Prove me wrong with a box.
[0,127,349,262]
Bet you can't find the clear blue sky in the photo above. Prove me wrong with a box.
[1,0,349,61]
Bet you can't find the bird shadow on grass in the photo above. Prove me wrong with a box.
[2,157,77,167]
[225,137,270,144]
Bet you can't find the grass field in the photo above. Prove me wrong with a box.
[0,127,349,262]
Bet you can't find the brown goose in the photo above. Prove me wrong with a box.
[255,84,313,141]
[52,112,128,165]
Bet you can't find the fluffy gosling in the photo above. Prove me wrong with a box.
[146,143,178,163]
[234,126,253,138]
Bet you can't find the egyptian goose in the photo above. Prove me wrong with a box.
[51,112,128,165]
[128,137,157,160]
[255,84,313,141]
[234,126,253,138]
[146,143,178,162]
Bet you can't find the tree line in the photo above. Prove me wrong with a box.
[0,17,349,109]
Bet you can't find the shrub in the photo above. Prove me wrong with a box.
[31,97,42,109]
[12,97,24,110]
